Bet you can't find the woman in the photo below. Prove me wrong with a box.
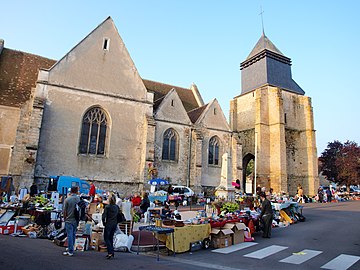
[139,192,150,215]
[102,193,119,259]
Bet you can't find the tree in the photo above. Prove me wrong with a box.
[318,140,342,182]
[319,140,360,189]
[336,141,360,188]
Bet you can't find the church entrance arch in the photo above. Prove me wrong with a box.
[243,153,255,194]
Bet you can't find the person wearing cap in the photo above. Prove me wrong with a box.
[259,192,272,238]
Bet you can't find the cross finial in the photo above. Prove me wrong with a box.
[259,5,265,35]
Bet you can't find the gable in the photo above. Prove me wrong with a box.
[196,99,230,131]
[47,17,147,101]
[143,79,199,111]
[154,89,192,125]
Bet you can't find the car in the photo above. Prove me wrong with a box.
[171,186,195,197]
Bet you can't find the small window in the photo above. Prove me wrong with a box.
[171,100,174,107]
[214,108,217,115]
[103,38,110,50]
[284,113,287,124]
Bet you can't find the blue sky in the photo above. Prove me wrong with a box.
[1,1,359,154]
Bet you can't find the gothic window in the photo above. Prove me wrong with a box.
[208,136,220,166]
[162,128,178,161]
[79,107,108,156]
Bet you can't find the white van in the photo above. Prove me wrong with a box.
[171,186,194,197]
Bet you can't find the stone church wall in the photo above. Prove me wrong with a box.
[35,84,149,186]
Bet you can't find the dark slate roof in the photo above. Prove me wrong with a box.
[246,33,284,60]
[240,34,305,96]
[143,79,199,112]
[187,104,208,124]
[0,48,56,107]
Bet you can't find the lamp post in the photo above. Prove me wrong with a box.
[254,132,258,195]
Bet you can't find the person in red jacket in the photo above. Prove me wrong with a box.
[131,192,141,207]
[89,181,96,202]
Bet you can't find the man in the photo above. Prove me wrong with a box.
[63,186,80,256]
[89,181,96,202]
[259,192,273,238]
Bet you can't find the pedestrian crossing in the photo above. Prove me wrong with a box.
[212,243,360,269]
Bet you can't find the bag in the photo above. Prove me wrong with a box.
[74,199,88,223]
[117,210,126,223]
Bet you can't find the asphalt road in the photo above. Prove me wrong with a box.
[1,201,359,270]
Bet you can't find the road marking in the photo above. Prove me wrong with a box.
[212,242,258,254]
[164,256,246,270]
[243,245,288,259]
[279,249,323,264]
[321,254,360,270]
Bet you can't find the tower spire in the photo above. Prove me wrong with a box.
[259,5,265,36]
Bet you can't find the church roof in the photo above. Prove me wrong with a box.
[0,48,55,107]
[187,104,208,124]
[143,79,199,112]
[246,33,284,60]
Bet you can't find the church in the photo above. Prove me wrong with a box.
[0,17,318,196]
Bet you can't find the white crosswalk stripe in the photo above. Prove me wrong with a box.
[212,242,258,254]
[279,249,323,264]
[243,245,288,259]
[320,254,360,270]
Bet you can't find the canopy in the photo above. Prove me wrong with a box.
[148,178,169,186]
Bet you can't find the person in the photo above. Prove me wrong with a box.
[89,181,96,201]
[161,204,172,219]
[259,192,272,238]
[139,192,150,215]
[63,186,80,256]
[297,185,304,203]
[326,188,332,203]
[102,193,119,259]
[131,192,141,207]
[167,184,173,194]
[30,182,38,197]
[318,187,324,203]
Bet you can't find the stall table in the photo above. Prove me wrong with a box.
[137,225,175,261]
[157,223,211,253]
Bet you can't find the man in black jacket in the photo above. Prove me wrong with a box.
[259,192,273,238]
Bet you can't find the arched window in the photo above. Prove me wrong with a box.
[162,128,178,161]
[79,107,108,155]
[208,136,220,165]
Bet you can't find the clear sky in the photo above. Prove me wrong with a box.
[1,1,359,154]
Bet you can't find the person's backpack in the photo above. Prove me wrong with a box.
[74,199,88,223]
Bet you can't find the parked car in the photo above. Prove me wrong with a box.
[171,186,195,197]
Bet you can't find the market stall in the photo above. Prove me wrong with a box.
[157,223,211,253]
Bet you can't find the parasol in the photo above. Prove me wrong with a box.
[148,178,169,186]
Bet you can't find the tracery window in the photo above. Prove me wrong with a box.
[79,107,108,155]
[208,136,220,166]
[162,128,178,161]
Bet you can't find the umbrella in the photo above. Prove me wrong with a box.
[148,178,169,186]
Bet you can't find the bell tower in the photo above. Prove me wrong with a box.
[230,34,319,196]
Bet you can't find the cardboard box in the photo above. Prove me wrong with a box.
[211,228,233,248]
[88,203,98,215]
[0,225,23,235]
[90,231,104,251]
[222,222,246,245]
[75,237,88,251]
